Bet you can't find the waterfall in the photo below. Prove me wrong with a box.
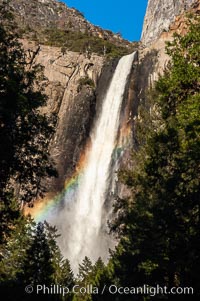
[56,52,136,272]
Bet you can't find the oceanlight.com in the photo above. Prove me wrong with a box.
[25,284,194,297]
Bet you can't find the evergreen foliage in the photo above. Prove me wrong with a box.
[42,28,133,58]
[109,14,200,300]
[44,221,74,290]
[0,3,199,301]
[0,220,74,301]
[74,257,114,301]
[0,2,57,203]
[0,4,70,301]
[19,222,54,285]
[77,76,95,93]
[0,1,57,243]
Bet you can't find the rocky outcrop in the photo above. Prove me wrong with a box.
[142,0,197,46]
[36,0,198,193]
[129,0,200,153]
[2,0,131,49]
[23,40,104,191]
[138,0,200,93]
[5,0,200,200]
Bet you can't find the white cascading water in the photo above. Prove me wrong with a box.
[56,52,136,272]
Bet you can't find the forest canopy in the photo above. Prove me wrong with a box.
[109,13,200,301]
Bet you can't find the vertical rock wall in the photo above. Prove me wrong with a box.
[141,0,197,45]
[23,41,105,191]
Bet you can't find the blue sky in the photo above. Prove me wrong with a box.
[62,0,148,41]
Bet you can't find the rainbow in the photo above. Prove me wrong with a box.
[28,175,79,222]
[24,119,132,222]
[24,163,84,222]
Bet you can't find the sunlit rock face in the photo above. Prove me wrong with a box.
[11,0,199,197]
[141,0,197,45]
[22,40,104,191]
[0,0,131,49]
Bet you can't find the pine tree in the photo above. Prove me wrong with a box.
[75,257,115,301]
[91,258,115,301]
[0,192,21,244]
[77,256,93,283]
[0,216,35,301]
[0,1,57,243]
[44,222,74,289]
[0,216,35,282]
[110,14,200,301]
[74,257,94,301]
[1,219,74,301]
[20,222,54,286]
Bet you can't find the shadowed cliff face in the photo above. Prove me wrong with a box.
[23,42,124,193]
[124,0,200,163]
[22,40,105,191]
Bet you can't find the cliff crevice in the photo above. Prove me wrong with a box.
[22,40,105,191]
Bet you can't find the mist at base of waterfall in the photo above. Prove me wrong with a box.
[48,52,136,273]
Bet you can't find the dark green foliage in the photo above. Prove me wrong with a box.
[74,257,99,301]
[44,221,74,290]
[19,222,54,285]
[0,2,57,202]
[0,2,57,242]
[42,28,131,58]
[0,5,70,300]
[77,77,95,92]
[1,4,199,301]
[0,215,34,282]
[77,256,93,283]
[110,14,200,301]
[74,257,115,301]
[1,0,137,58]
[0,192,22,244]
[0,220,74,301]
[90,259,115,301]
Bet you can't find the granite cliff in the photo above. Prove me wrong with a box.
[135,0,200,109]
[142,0,197,45]
[0,0,137,194]
[21,40,106,191]
[2,0,134,56]
[2,0,199,200]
